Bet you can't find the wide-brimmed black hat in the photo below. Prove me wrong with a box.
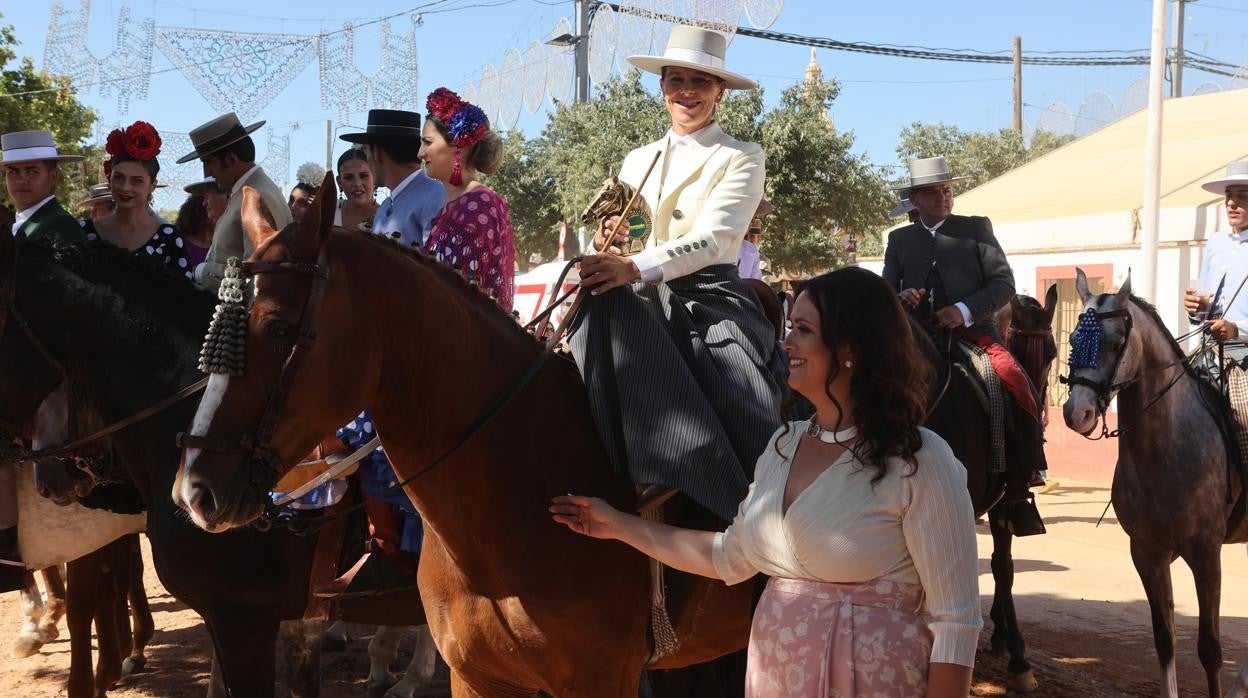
[339,110,423,144]
[177,112,265,164]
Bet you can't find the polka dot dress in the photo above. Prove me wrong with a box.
[81,219,196,281]
[423,187,517,311]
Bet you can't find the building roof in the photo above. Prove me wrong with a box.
[954,88,1248,249]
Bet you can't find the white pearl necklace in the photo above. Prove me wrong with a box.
[805,420,858,443]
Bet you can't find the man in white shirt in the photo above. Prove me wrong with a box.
[1184,161,1248,347]
[736,198,772,281]
[177,113,291,292]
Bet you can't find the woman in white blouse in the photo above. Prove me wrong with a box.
[552,267,981,697]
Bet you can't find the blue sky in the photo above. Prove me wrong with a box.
[3,0,1246,207]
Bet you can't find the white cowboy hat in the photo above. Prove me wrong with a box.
[1,130,86,166]
[893,156,970,192]
[1202,161,1248,196]
[628,25,757,90]
[76,182,113,207]
[177,112,265,164]
[888,197,916,219]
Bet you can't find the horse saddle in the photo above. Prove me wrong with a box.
[581,176,654,256]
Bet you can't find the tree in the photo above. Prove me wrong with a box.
[295,161,326,186]
[757,77,893,273]
[485,129,562,268]
[895,122,1075,194]
[0,15,99,209]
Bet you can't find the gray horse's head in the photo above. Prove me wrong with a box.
[1062,268,1136,435]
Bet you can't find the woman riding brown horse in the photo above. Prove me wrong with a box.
[174,176,754,695]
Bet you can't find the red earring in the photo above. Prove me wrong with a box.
[450,149,464,187]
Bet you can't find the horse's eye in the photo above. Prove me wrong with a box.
[265,319,294,339]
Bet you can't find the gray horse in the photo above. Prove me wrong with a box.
[1062,268,1248,697]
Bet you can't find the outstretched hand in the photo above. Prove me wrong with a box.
[550,495,623,540]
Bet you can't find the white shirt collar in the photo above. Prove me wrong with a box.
[922,217,947,235]
[666,122,716,149]
[1230,228,1248,243]
[14,195,56,230]
[388,169,423,200]
[229,164,262,197]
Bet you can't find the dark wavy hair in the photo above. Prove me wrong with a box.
[109,154,160,181]
[784,267,931,481]
[174,194,210,236]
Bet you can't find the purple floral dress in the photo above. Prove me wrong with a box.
[423,187,516,311]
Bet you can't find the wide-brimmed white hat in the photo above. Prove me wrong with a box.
[628,26,756,90]
[888,197,916,219]
[1202,161,1248,196]
[76,182,113,207]
[893,156,970,192]
[1,130,85,166]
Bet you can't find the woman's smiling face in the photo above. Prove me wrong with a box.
[659,66,725,135]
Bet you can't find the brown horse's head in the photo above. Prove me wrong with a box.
[1005,285,1059,418]
[174,174,371,532]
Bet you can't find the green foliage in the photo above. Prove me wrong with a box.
[0,16,99,208]
[758,78,892,273]
[895,121,1075,195]
[484,129,563,268]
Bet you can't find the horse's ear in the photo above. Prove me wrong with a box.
[1116,270,1132,304]
[1043,284,1058,320]
[1009,294,1024,315]
[294,173,336,256]
[241,186,279,252]
[1075,268,1092,303]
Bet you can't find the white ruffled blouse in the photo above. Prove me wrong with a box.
[712,424,983,667]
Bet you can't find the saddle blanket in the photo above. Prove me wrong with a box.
[956,328,1040,421]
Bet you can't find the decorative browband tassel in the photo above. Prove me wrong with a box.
[198,257,251,376]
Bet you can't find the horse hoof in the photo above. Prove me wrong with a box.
[367,674,399,698]
[37,623,59,643]
[1006,668,1038,693]
[384,682,418,698]
[12,636,43,658]
[122,655,146,676]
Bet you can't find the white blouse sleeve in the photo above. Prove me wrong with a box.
[902,431,983,667]
[711,478,760,585]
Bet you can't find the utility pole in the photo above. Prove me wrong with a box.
[1013,36,1022,134]
[1171,0,1190,98]
[325,120,333,172]
[575,0,591,102]
[1140,0,1168,302]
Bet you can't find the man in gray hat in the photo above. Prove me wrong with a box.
[179,113,291,291]
[0,130,91,591]
[77,182,115,220]
[2,130,90,243]
[340,109,445,248]
[883,155,1046,537]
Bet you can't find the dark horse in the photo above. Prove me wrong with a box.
[909,285,1058,694]
[0,228,399,696]
[1063,269,1247,697]
[177,178,755,695]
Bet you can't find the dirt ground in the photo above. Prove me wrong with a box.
[0,480,1244,697]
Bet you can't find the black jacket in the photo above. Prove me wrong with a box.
[881,214,1015,326]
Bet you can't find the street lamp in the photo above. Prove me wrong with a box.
[544,33,579,48]
[543,0,591,102]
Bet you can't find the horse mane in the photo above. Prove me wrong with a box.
[343,228,543,350]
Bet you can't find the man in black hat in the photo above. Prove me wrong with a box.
[178,113,292,291]
[340,109,445,248]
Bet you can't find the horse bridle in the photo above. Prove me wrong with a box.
[1059,307,1134,423]
[176,247,331,493]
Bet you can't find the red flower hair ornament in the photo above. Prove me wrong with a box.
[104,121,162,177]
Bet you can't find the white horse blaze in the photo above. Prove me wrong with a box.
[180,373,233,510]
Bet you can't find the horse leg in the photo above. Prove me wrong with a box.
[206,614,279,698]
[13,570,46,658]
[366,625,400,698]
[1131,540,1179,698]
[40,564,67,643]
[122,534,153,676]
[384,625,439,698]
[988,507,1037,692]
[65,552,99,698]
[1229,665,1248,698]
[92,541,126,697]
[206,650,229,698]
[1184,545,1224,697]
[277,618,324,698]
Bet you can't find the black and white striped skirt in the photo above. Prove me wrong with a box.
[569,264,786,521]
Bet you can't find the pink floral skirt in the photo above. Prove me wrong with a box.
[746,577,933,697]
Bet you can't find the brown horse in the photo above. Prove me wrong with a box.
[1062,269,1247,697]
[175,177,753,695]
